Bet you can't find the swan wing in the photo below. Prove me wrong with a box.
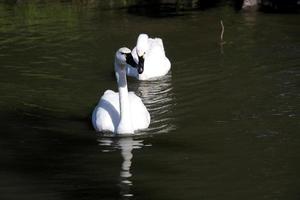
[148,37,165,55]
[92,90,120,132]
[139,37,170,79]
[149,37,165,53]
[141,49,171,79]
[129,92,150,131]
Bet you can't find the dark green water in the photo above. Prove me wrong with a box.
[0,2,299,200]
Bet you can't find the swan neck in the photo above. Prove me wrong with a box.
[116,63,133,134]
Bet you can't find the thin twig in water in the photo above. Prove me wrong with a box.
[220,20,226,54]
[220,20,226,44]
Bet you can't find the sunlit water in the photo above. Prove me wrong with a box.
[0,2,299,200]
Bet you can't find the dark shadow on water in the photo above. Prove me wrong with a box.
[258,2,300,13]
[0,107,124,200]
[1,0,299,15]
[127,0,222,17]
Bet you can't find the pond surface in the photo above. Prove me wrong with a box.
[0,2,299,200]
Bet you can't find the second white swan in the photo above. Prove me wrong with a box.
[126,33,171,80]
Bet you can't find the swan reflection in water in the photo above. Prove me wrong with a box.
[96,74,174,198]
[130,73,176,134]
[98,137,149,199]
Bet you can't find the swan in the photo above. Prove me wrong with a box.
[126,33,171,80]
[92,47,150,134]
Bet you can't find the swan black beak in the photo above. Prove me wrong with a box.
[125,53,137,68]
[125,53,144,74]
[137,55,144,74]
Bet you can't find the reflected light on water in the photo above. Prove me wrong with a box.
[98,137,147,199]
[131,73,176,134]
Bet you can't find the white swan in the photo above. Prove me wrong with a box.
[126,33,171,80]
[92,47,150,134]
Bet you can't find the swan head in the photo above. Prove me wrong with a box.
[116,47,144,74]
[136,34,148,73]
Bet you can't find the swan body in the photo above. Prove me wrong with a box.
[92,90,150,134]
[127,33,171,80]
[92,47,150,134]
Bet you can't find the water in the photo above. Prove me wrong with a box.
[0,2,299,200]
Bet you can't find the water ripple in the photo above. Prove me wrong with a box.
[130,73,176,134]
